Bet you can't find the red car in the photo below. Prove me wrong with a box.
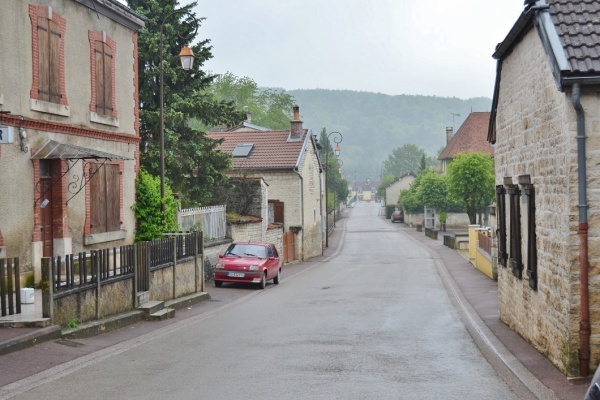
[214,242,282,289]
[391,210,404,223]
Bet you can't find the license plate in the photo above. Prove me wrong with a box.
[228,272,245,278]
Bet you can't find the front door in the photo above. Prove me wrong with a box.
[40,177,53,257]
[39,160,54,257]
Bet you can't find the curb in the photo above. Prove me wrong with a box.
[0,326,62,356]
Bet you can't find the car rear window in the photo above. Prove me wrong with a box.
[225,244,267,258]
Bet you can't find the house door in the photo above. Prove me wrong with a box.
[40,176,54,257]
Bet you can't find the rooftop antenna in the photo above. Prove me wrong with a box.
[450,112,460,131]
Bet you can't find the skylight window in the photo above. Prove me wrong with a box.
[232,143,254,157]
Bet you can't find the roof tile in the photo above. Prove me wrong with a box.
[207,129,308,170]
[438,112,493,160]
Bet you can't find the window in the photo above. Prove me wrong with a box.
[37,17,61,104]
[523,183,538,290]
[30,5,67,110]
[89,31,117,123]
[268,200,284,224]
[94,40,114,116]
[507,184,523,279]
[89,163,121,234]
[496,185,507,267]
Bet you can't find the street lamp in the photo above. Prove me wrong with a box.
[325,131,342,247]
[159,9,197,227]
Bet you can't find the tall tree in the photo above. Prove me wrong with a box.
[202,72,295,130]
[128,0,243,206]
[446,152,495,224]
[382,144,436,178]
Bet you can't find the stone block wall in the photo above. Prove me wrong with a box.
[492,27,600,375]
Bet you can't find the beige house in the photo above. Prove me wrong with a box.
[384,173,415,209]
[208,105,324,261]
[0,0,144,283]
[489,0,600,377]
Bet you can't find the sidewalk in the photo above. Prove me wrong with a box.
[395,221,590,400]
[0,208,592,399]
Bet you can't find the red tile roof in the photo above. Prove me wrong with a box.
[438,112,494,160]
[207,129,308,170]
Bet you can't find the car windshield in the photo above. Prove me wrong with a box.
[225,244,267,258]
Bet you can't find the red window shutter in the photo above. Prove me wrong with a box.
[37,17,50,102]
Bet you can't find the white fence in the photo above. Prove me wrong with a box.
[178,205,226,240]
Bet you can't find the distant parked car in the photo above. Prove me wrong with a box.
[214,242,282,289]
[391,210,404,223]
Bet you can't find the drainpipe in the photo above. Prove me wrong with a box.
[294,169,305,260]
[572,83,590,377]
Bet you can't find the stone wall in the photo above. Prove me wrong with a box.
[492,27,600,375]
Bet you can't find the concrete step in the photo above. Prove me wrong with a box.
[147,308,175,321]
[138,301,165,316]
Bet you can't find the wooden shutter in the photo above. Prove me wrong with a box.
[37,17,50,102]
[37,17,61,104]
[271,200,284,224]
[90,163,121,234]
[507,185,522,279]
[95,41,113,115]
[525,185,537,290]
[495,185,507,267]
[106,164,120,231]
[48,19,61,104]
[90,164,106,234]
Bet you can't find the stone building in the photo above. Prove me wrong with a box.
[0,0,144,283]
[489,0,600,377]
[207,105,324,261]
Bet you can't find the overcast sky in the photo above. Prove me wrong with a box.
[181,0,525,99]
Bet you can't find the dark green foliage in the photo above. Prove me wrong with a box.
[383,144,436,178]
[132,170,179,241]
[447,152,495,224]
[203,72,295,130]
[385,204,396,219]
[127,0,242,206]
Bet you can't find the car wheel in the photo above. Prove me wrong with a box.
[273,268,280,284]
[215,280,223,287]
[258,272,267,289]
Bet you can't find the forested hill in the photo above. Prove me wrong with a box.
[287,89,492,184]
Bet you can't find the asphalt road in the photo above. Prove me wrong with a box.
[2,202,529,399]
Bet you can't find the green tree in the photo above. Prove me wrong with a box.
[202,72,295,130]
[132,169,179,241]
[128,0,243,207]
[382,144,436,177]
[446,152,495,224]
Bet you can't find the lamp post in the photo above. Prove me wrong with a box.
[159,9,197,227]
[325,131,342,247]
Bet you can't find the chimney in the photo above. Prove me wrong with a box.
[446,126,454,144]
[290,104,303,139]
[244,106,251,123]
